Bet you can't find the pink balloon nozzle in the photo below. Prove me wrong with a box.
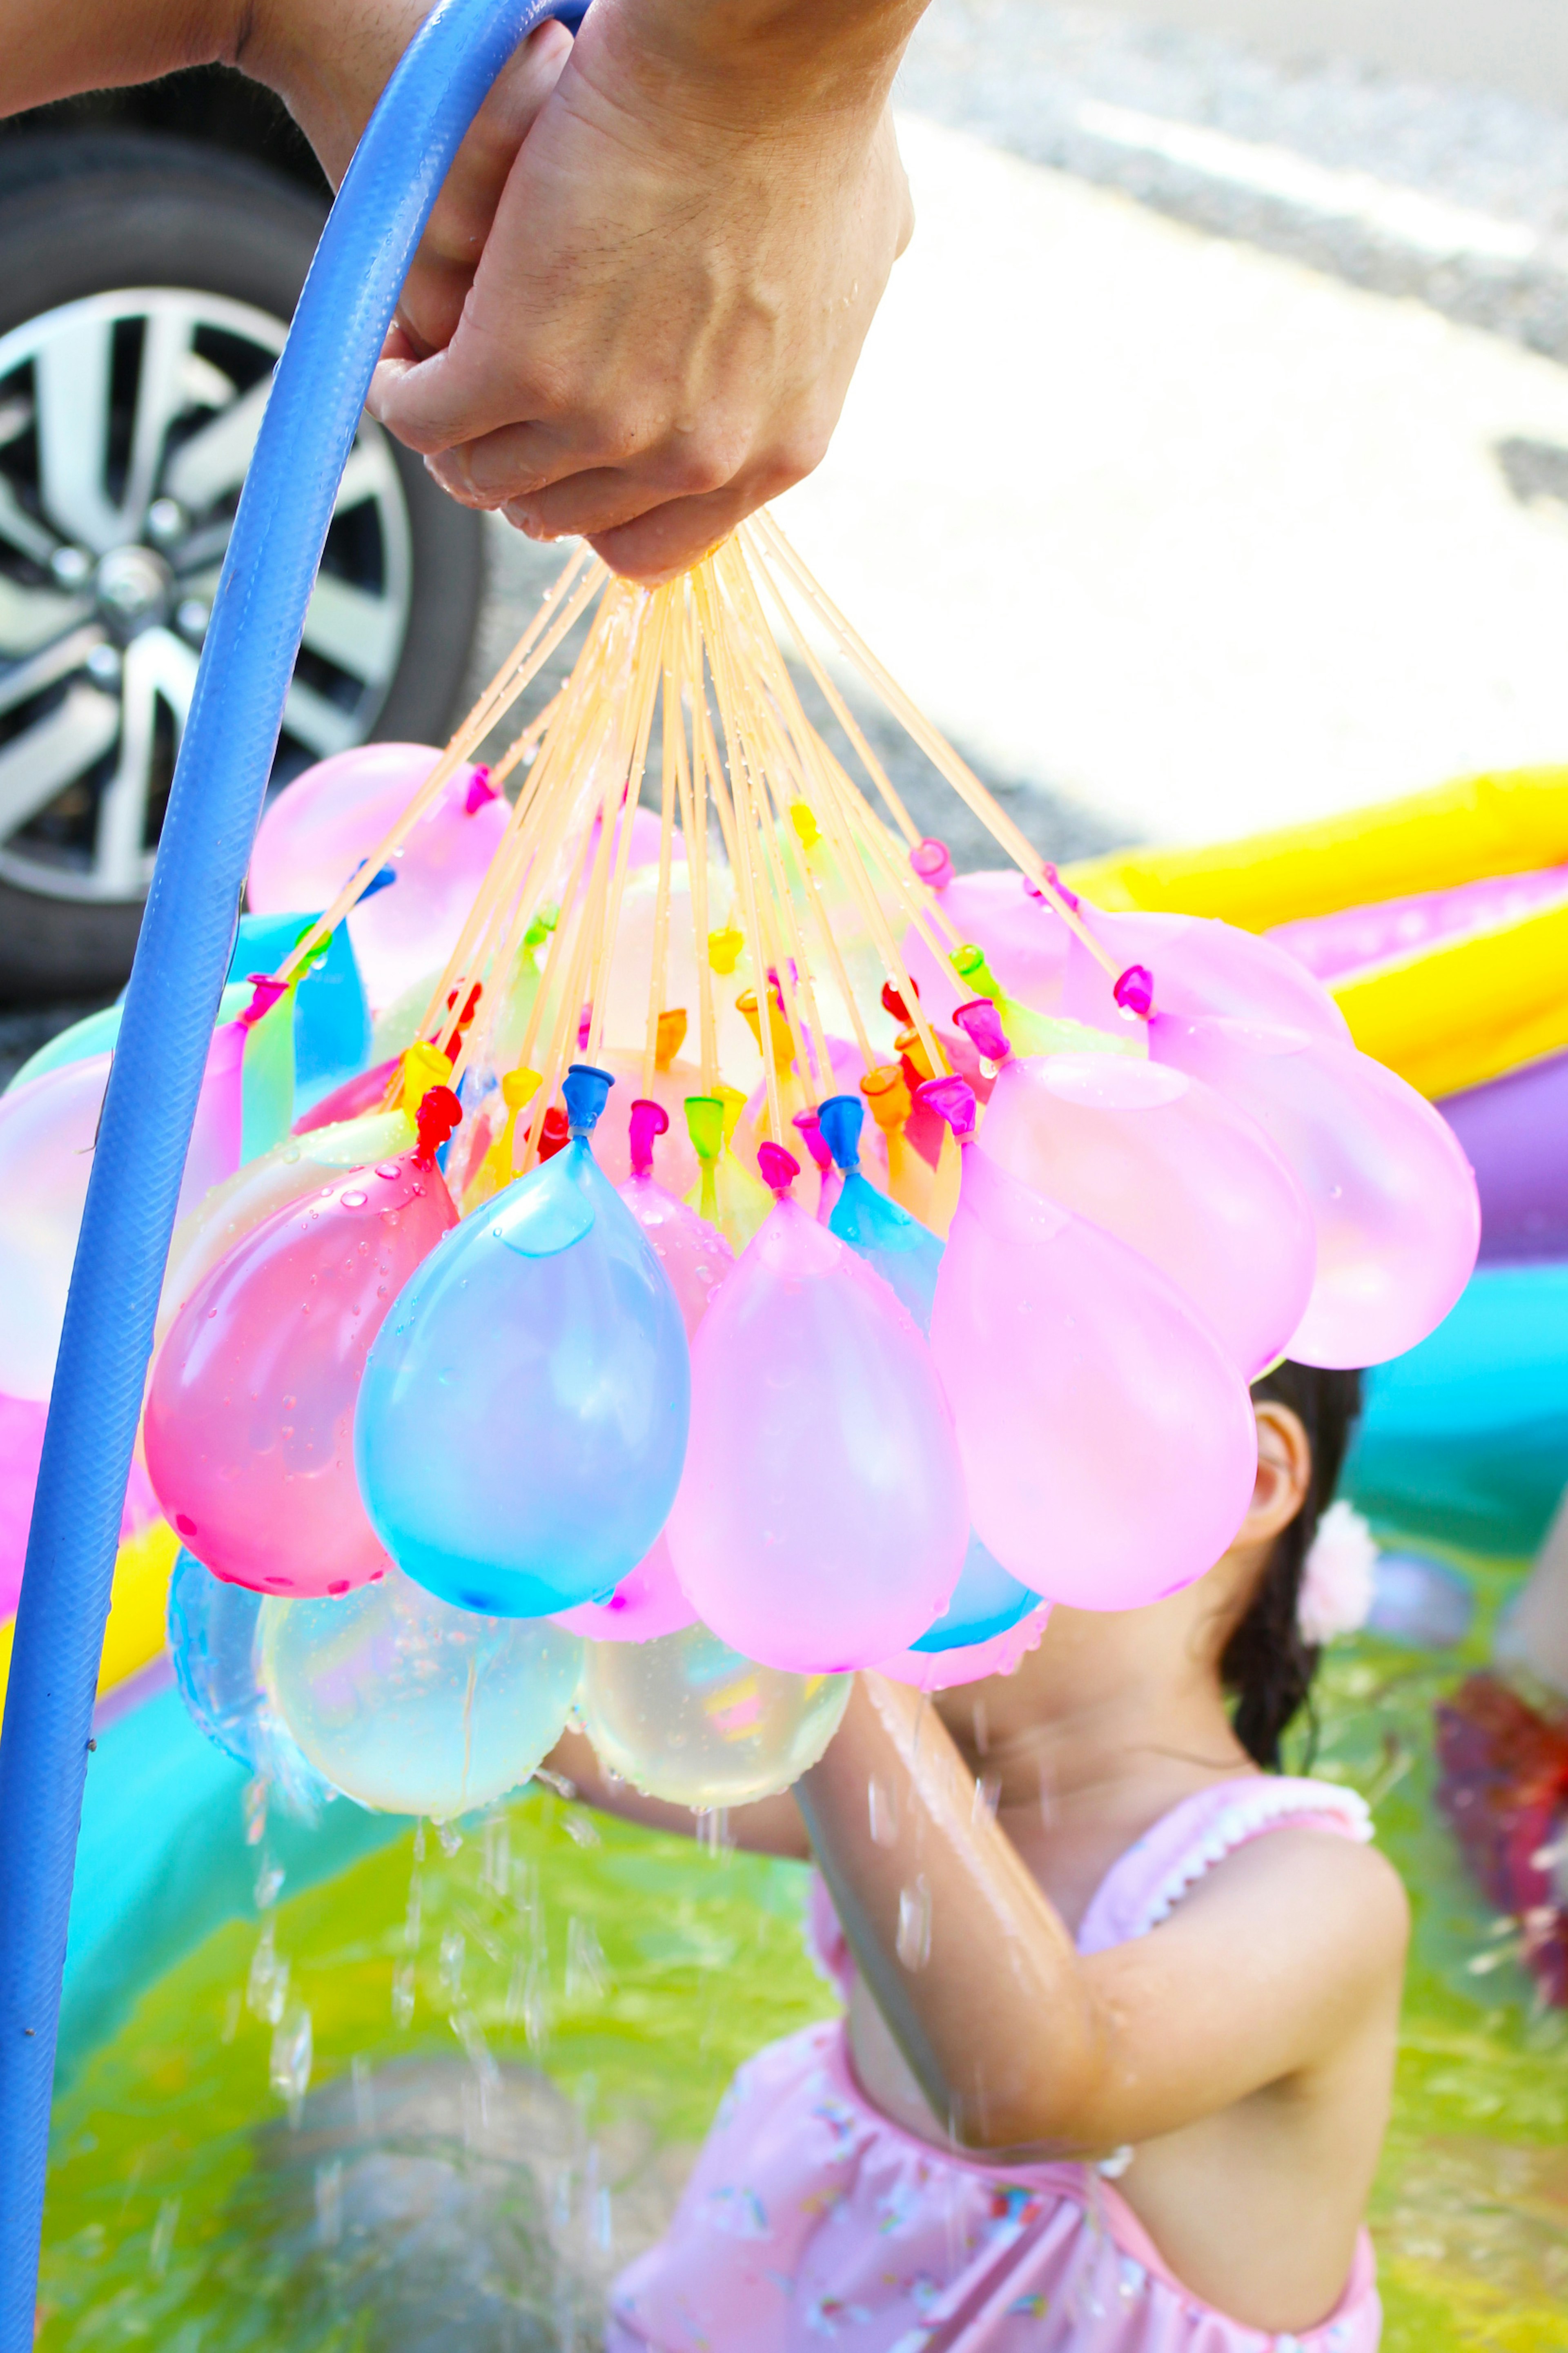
[629,1095,670,1176]
[952,998,1011,1063]
[793,1107,833,1175]
[414,1084,463,1165]
[1113,964,1155,1018]
[463,766,497,814]
[241,974,290,1029]
[910,837,954,891]
[916,1075,978,1142]
[757,1141,801,1196]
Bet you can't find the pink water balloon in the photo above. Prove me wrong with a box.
[977,1050,1316,1378]
[247,744,508,1012]
[873,1600,1054,1693]
[0,1018,253,1403]
[550,1532,698,1645]
[901,867,1070,1030]
[926,1101,1258,1610]
[145,1095,461,1595]
[616,1101,735,1337]
[666,1172,968,1672]
[1062,908,1350,1044]
[1151,1014,1480,1368]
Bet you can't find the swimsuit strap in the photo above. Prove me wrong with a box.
[1075,1774,1373,1957]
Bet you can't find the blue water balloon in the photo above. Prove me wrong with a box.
[166,1546,331,1812]
[354,1065,691,1616]
[820,1094,944,1332]
[910,1529,1040,1653]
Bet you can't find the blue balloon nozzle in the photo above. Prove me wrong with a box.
[817,1094,864,1172]
[564,1062,614,1137]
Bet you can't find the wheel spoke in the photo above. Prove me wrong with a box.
[125,308,195,530]
[34,312,121,555]
[94,626,198,895]
[0,621,102,713]
[0,682,119,840]
[162,378,271,514]
[283,679,359,759]
[301,573,405,689]
[0,475,58,568]
[0,568,94,662]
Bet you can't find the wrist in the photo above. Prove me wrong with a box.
[579,0,924,136]
[236,0,433,185]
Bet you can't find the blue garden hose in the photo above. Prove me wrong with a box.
[0,0,572,2328]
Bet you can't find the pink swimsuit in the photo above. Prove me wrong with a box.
[608,1776,1381,2353]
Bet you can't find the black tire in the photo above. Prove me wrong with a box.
[0,132,486,998]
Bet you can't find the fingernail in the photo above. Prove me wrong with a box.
[427,448,479,504]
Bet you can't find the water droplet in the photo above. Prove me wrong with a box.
[341,1190,368,1209]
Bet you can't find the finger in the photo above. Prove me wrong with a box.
[586,479,791,586]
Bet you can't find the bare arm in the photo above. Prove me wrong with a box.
[799,1676,1409,2154]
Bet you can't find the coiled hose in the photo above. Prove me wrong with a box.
[0,0,569,2328]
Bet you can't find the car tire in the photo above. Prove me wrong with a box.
[0,132,486,998]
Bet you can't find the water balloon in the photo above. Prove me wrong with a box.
[616,1099,734,1338]
[976,1046,1316,1378]
[578,1621,850,1807]
[874,1599,1054,1692]
[260,1566,583,1819]
[1150,1014,1480,1367]
[550,1532,697,1644]
[819,1094,943,1332]
[355,1065,691,1618]
[166,1547,330,1811]
[247,744,508,1012]
[145,1090,461,1595]
[666,1148,968,1671]
[923,1081,1258,1610]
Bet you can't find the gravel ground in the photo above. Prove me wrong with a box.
[898,0,1568,363]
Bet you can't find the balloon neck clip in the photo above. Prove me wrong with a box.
[909,837,953,892]
[414,1084,462,1166]
[1113,965,1154,1020]
[816,1093,864,1172]
[952,998,1011,1064]
[757,1141,800,1197]
[628,1095,670,1176]
[564,1062,614,1139]
[792,1107,833,1175]
[916,1074,977,1143]
[241,973,290,1029]
[881,977,918,1024]
[1027,860,1080,914]
[463,765,497,814]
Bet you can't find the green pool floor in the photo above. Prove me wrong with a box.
[38,1550,1568,2350]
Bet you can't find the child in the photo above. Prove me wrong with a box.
[552,1364,1408,2349]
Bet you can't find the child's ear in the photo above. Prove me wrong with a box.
[1241,1402,1312,1545]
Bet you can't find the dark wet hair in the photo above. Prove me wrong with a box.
[1221,1362,1363,1771]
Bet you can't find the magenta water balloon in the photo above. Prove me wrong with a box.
[1062,909,1350,1043]
[929,1145,1257,1610]
[247,742,507,1012]
[550,1532,698,1644]
[665,1197,969,1672]
[1150,1014,1480,1368]
[977,1052,1316,1377]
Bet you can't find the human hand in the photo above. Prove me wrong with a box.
[363,0,918,582]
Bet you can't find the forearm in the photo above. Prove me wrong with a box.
[798,1678,1107,2150]
[0,0,244,116]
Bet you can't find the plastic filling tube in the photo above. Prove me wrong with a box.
[0,1,568,2331]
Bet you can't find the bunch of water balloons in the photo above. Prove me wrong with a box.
[0,521,1480,1824]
